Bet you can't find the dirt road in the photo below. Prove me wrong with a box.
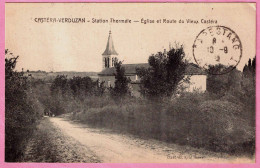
[22,117,100,163]
[48,117,254,163]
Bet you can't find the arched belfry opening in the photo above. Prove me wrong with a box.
[102,30,118,69]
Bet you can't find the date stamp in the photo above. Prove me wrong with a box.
[192,26,242,75]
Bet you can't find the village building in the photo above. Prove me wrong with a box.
[98,31,207,96]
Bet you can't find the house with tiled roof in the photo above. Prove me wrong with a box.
[98,31,207,96]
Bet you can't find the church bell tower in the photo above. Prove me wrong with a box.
[102,30,118,69]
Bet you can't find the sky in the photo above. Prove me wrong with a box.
[5,3,256,72]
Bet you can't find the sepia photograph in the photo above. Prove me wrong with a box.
[4,2,256,164]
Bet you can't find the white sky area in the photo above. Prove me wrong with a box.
[6,3,256,72]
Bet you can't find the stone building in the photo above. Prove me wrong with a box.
[98,31,207,96]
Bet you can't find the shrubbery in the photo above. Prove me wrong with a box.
[164,94,254,152]
[5,50,43,161]
[38,75,107,116]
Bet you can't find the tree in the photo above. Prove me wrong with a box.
[50,75,68,96]
[110,58,131,99]
[241,57,256,126]
[136,45,188,101]
[69,76,95,97]
[95,79,106,96]
[207,64,242,96]
[5,49,41,161]
[243,56,256,79]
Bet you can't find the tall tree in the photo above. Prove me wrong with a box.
[136,45,188,101]
[111,58,131,98]
[243,56,256,78]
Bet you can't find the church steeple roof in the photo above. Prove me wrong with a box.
[102,30,118,55]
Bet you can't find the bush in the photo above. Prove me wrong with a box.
[197,100,254,153]
[71,99,163,139]
[162,92,204,144]
[164,97,254,153]
[45,75,107,116]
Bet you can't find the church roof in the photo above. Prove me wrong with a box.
[98,63,206,76]
[98,63,149,76]
[102,31,118,55]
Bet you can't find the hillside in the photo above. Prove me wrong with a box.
[25,71,99,81]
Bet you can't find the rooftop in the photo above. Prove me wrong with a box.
[98,63,206,76]
[102,31,118,55]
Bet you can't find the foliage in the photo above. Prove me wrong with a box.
[110,59,131,99]
[163,96,255,154]
[243,57,256,78]
[44,75,106,116]
[50,75,105,98]
[207,64,242,96]
[240,57,256,127]
[50,75,68,95]
[207,60,255,129]
[136,45,188,101]
[5,49,43,161]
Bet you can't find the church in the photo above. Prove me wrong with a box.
[98,31,207,96]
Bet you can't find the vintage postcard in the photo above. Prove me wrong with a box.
[2,1,257,166]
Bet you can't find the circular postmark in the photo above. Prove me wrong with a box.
[193,26,242,75]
